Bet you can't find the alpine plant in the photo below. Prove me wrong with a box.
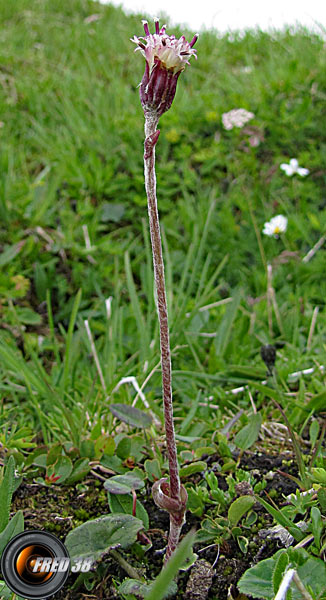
[131,19,198,562]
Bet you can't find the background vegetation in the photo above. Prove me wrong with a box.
[1,0,326,436]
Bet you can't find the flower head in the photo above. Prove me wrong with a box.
[131,19,198,117]
[263,215,288,238]
[222,108,254,130]
[280,158,309,177]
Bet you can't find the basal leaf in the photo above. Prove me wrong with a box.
[65,514,144,561]
[47,455,73,484]
[100,454,124,474]
[109,404,152,428]
[296,556,326,599]
[107,493,149,529]
[239,548,326,600]
[116,436,132,459]
[186,487,205,516]
[238,556,275,599]
[228,495,255,527]
[104,473,145,495]
[272,551,289,595]
[0,511,24,557]
[237,535,249,554]
[0,456,16,533]
[310,506,322,549]
[144,459,162,482]
[64,458,90,485]
[179,461,207,478]
[234,413,262,450]
[311,468,326,484]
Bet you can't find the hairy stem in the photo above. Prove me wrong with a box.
[144,111,184,559]
[144,112,179,501]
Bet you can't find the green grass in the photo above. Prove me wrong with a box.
[0,0,326,450]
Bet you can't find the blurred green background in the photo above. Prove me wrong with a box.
[0,0,325,439]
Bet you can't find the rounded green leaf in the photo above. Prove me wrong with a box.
[108,493,149,529]
[144,458,162,482]
[65,514,144,561]
[65,458,90,485]
[104,473,145,494]
[238,556,275,599]
[228,495,255,527]
[179,461,207,478]
[47,455,73,484]
[116,436,132,459]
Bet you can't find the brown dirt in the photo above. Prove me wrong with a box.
[9,451,298,599]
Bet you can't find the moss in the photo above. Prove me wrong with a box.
[74,508,90,520]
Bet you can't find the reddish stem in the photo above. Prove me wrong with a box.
[144,111,186,561]
[132,489,137,516]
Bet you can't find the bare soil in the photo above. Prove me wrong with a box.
[11,451,298,599]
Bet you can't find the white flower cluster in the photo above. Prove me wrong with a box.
[263,215,288,238]
[222,108,254,130]
[280,158,309,177]
[263,159,310,238]
[218,109,311,242]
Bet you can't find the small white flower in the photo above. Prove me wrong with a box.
[263,215,288,238]
[280,158,309,177]
[222,108,254,130]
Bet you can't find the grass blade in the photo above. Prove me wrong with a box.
[62,288,82,392]
[145,530,196,600]
[214,289,242,358]
[124,251,149,362]
[0,456,16,533]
